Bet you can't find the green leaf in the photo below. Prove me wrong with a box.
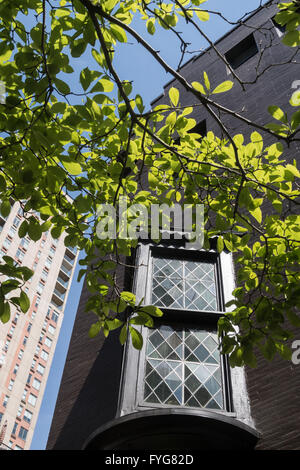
[191,81,206,95]
[19,291,30,313]
[110,24,127,43]
[282,30,300,47]
[0,174,6,191]
[0,199,11,217]
[129,326,143,350]
[28,220,42,241]
[217,236,224,253]
[169,87,179,107]
[290,90,300,106]
[147,18,156,35]
[61,157,82,175]
[119,324,127,345]
[212,80,234,94]
[18,220,28,238]
[0,302,10,324]
[203,71,210,91]
[139,305,163,317]
[195,10,209,21]
[89,322,101,338]
[250,207,262,224]
[268,105,287,123]
[135,94,144,113]
[243,346,257,368]
[71,39,87,57]
[54,78,71,94]
[120,291,136,306]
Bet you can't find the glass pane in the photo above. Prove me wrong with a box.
[144,325,223,410]
[152,257,217,311]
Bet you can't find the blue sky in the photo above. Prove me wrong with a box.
[29,0,269,450]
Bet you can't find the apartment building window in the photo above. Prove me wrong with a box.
[35,344,40,356]
[27,373,32,385]
[16,249,25,261]
[8,226,16,237]
[51,311,59,323]
[11,422,18,436]
[3,237,11,249]
[34,296,40,309]
[44,337,52,348]
[13,216,20,228]
[3,395,9,407]
[31,359,36,370]
[37,282,44,295]
[0,412,3,423]
[33,378,41,391]
[37,364,45,376]
[13,364,19,375]
[23,409,32,424]
[8,325,15,337]
[41,350,49,362]
[22,389,27,402]
[15,445,23,450]
[225,33,258,69]
[48,324,56,335]
[8,379,15,391]
[45,256,52,269]
[23,336,28,347]
[49,246,56,256]
[18,350,24,360]
[41,268,48,280]
[18,426,28,441]
[17,404,23,417]
[37,250,41,259]
[4,339,10,351]
[13,312,20,323]
[28,393,37,407]
[27,323,32,333]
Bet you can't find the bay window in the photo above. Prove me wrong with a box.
[119,240,253,428]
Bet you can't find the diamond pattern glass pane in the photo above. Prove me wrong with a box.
[144,326,223,410]
[152,257,217,311]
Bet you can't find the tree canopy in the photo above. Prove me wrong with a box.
[0,0,300,367]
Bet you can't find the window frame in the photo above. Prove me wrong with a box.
[135,246,232,412]
[224,33,258,70]
[118,241,240,418]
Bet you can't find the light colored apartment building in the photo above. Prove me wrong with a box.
[0,200,78,450]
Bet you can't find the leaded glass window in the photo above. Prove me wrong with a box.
[144,325,223,410]
[152,257,217,311]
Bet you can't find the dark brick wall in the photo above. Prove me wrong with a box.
[246,337,300,450]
